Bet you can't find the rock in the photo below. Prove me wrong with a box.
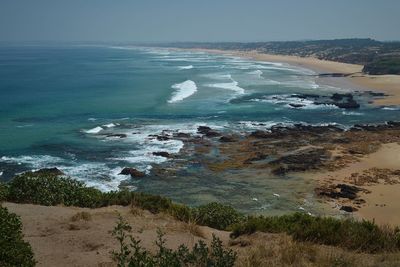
[156,135,170,141]
[289,103,305,108]
[331,93,353,101]
[249,130,270,139]
[270,148,329,174]
[340,206,358,212]
[197,126,221,137]
[174,132,190,138]
[197,126,212,134]
[334,99,360,109]
[316,184,362,200]
[219,135,236,142]
[369,92,385,97]
[205,131,221,137]
[152,151,171,158]
[34,167,64,176]
[106,134,127,138]
[119,168,145,178]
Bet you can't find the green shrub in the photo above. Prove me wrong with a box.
[111,215,237,267]
[194,202,243,230]
[230,213,400,253]
[131,193,172,214]
[7,172,104,208]
[0,206,35,267]
[169,203,193,223]
[0,182,9,202]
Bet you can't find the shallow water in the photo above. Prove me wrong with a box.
[0,45,399,214]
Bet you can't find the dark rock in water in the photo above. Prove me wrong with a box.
[331,93,353,101]
[249,130,270,139]
[197,126,212,134]
[293,93,320,99]
[119,167,145,178]
[219,135,236,142]
[106,134,127,138]
[152,151,171,158]
[270,148,329,175]
[334,99,360,109]
[156,135,170,141]
[340,205,358,212]
[34,167,64,176]
[205,131,221,137]
[197,126,221,137]
[174,132,190,138]
[289,103,306,108]
[368,92,386,97]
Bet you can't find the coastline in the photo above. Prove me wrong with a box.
[183,48,400,106]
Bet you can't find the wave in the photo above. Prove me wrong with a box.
[342,111,364,116]
[168,80,198,103]
[178,65,194,70]
[0,155,65,169]
[382,107,400,111]
[102,123,117,128]
[248,70,263,78]
[205,75,245,94]
[84,126,103,134]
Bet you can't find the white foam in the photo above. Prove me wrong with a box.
[0,155,65,169]
[382,107,400,111]
[248,70,263,78]
[0,171,3,176]
[103,123,117,128]
[168,80,198,103]
[178,65,194,70]
[84,126,103,134]
[205,74,245,94]
[342,111,363,116]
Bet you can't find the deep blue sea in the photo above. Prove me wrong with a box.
[1,45,399,214]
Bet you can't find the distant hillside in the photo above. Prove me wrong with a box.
[151,39,400,75]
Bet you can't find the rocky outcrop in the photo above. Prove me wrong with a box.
[152,151,171,158]
[197,126,221,137]
[119,168,145,178]
[106,134,127,138]
[34,168,64,176]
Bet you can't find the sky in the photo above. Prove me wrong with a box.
[1,0,399,43]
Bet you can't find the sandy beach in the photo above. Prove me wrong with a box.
[186,48,400,106]
[308,143,400,226]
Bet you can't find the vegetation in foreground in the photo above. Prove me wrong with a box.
[0,206,35,267]
[2,171,400,266]
[230,213,400,253]
[111,215,236,267]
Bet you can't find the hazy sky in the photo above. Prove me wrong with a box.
[1,0,399,42]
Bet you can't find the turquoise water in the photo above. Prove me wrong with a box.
[0,45,399,213]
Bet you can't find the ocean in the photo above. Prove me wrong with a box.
[1,45,399,214]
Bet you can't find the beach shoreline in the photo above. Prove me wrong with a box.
[179,48,400,106]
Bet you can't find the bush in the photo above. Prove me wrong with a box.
[194,202,243,230]
[111,215,237,267]
[0,206,35,267]
[0,182,9,202]
[230,213,400,253]
[7,172,104,208]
